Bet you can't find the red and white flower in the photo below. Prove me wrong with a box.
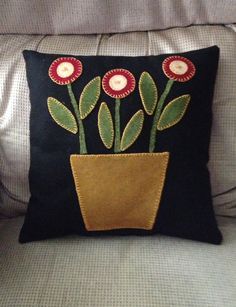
[49,57,83,85]
[162,56,196,82]
[102,69,136,99]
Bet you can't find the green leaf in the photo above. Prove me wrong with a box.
[157,94,191,131]
[139,72,158,115]
[98,102,114,149]
[121,110,144,151]
[79,76,101,119]
[47,97,78,134]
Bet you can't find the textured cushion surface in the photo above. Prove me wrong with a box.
[0,0,236,34]
[0,216,236,306]
[0,26,236,218]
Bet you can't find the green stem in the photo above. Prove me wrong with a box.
[67,84,87,154]
[149,79,174,152]
[114,98,121,153]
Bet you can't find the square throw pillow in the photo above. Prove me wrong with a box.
[20,46,222,244]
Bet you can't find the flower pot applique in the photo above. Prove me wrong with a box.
[70,152,169,231]
[71,68,169,231]
[47,57,195,232]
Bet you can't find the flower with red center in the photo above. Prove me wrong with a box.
[102,69,136,99]
[49,57,83,85]
[162,56,196,82]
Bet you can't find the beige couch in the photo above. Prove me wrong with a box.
[0,2,236,306]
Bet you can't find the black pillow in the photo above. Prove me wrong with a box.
[20,46,222,244]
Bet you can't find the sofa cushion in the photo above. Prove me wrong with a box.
[1,26,236,219]
[0,216,235,306]
[19,47,221,244]
[0,0,236,34]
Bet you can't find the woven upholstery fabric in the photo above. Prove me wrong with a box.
[0,35,45,216]
[0,216,235,306]
[1,26,236,218]
[0,0,236,34]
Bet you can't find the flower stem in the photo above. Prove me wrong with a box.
[67,83,87,154]
[114,98,121,153]
[149,79,174,152]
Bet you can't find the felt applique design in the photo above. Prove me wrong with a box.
[21,47,223,244]
[102,68,136,99]
[98,102,114,149]
[48,57,101,154]
[49,57,83,85]
[47,97,78,134]
[120,110,144,152]
[70,153,169,231]
[139,56,195,152]
[139,72,158,115]
[79,76,101,120]
[100,69,144,153]
[157,95,191,130]
[47,57,194,232]
[162,56,196,82]
[102,69,138,153]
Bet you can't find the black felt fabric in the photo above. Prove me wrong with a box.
[20,47,222,244]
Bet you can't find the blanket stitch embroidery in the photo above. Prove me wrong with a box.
[46,56,196,232]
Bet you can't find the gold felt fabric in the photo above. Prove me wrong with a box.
[70,153,169,231]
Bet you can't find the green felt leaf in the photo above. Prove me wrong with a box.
[79,76,101,119]
[157,94,191,131]
[139,72,158,115]
[98,102,114,149]
[47,97,78,134]
[121,110,144,151]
